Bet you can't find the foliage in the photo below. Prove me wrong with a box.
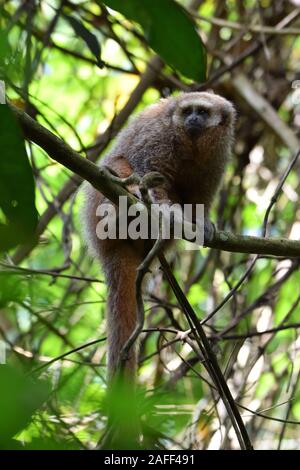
[0,106,38,250]
[0,0,300,451]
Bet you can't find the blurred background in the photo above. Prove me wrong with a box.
[0,0,300,450]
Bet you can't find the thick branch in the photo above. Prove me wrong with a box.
[206,230,300,258]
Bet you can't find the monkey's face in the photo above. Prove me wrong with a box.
[172,92,235,141]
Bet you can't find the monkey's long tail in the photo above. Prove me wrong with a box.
[103,246,141,382]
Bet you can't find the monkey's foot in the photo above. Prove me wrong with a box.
[101,165,141,187]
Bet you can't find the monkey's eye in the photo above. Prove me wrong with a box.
[195,108,209,117]
[182,106,193,116]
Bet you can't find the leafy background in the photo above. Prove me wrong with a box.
[0,0,300,450]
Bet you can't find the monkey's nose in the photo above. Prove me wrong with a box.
[187,115,201,126]
[184,115,204,138]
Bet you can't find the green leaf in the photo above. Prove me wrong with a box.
[22,438,80,450]
[0,365,50,445]
[0,29,11,70]
[104,0,206,82]
[0,274,26,307]
[0,105,38,251]
[63,14,104,68]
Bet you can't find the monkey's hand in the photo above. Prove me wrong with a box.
[139,171,168,203]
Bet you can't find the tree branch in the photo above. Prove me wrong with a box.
[10,102,300,259]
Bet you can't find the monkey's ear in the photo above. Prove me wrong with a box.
[206,89,215,94]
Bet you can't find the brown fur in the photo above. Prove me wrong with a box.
[83,92,236,380]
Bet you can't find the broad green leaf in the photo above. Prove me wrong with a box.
[104,0,206,82]
[0,274,26,307]
[63,14,104,68]
[0,105,38,251]
[18,437,80,450]
[0,29,11,71]
[0,365,50,445]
